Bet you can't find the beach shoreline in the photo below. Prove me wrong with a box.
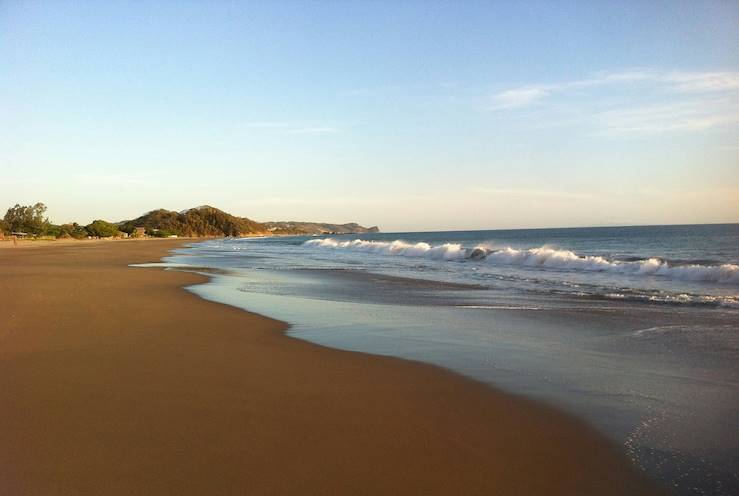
[0,240,660,495]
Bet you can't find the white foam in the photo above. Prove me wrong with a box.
[304,238,739,284]
[456,305,544,310]
[606,292,739,308]
[304,238,469,260]
[485,246,739,284]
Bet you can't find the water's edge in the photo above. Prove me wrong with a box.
[135,231,739,496]
[157,264,666,488]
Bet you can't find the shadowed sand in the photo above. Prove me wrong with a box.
[0,240,661,495]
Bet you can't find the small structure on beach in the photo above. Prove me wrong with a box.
[133,227,146,238]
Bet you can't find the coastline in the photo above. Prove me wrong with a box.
[0,240,660,495]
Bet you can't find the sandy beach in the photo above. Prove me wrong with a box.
[0,240,660,495]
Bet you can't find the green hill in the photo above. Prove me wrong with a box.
[118,205,380,238]
[120,205,267,237]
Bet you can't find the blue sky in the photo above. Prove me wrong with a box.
[1,1,738,231]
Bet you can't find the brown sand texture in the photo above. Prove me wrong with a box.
[0,240,660,495]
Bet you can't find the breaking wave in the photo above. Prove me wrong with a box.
[304,238,469,260]
[304,238,739,284]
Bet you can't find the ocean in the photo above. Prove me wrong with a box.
[154,224,738,495]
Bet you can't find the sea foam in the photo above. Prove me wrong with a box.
[304,238,468,260]
[304,238,739,284]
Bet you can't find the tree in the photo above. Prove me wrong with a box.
[3,203,50,235]
[85,220,119,238]
[58,223,88,239]
[45,224,63,238]
[118,222,136,235]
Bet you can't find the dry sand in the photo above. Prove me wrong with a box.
[0,239,661,495]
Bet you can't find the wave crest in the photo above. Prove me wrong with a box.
[304,238,468,260]
[304,238,739,284]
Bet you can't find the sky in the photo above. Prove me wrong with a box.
[1,1,738,232]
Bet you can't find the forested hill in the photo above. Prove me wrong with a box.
[120,206,266,237]
[118,205,379,237]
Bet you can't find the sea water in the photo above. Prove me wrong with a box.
[159,224,738,495]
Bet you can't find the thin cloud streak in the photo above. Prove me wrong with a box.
[489,69,739,110]
[489,88,550,109]
[660,71,739,93]
[487,69,739,137]
[597,98,739,135]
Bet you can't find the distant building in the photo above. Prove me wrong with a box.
[134,227,147,238]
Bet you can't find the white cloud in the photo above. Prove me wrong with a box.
[663,71,739,93]
[489,69,739,111]
[597,99,739,135]
[489,87,550,109]
[599,71,654,83]
[487,69,739,137]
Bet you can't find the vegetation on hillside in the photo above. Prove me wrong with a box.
[85,220,120,238]
[1,202,379,239]
[58,223,91,239]
[119,206,266,237]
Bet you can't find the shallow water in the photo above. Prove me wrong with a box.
[156,224,738,495]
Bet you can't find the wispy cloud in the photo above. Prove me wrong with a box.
[489,70,646,110]
[489,87,550,109]
[597,98,739,135]
[489,69,739,110]
[659,71,739,93]
[488,69,739,136]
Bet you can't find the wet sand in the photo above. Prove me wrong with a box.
[0,240,660,495]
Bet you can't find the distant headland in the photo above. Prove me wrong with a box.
[0,202,379,240]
